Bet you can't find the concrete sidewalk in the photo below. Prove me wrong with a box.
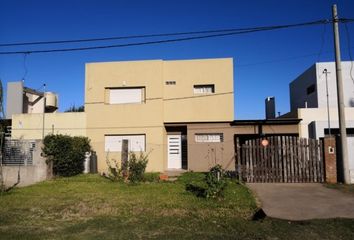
[247,183,354,221]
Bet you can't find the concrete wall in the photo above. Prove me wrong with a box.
[289,64,317,111]
[315,62,354,108]
[2,140,50,187]
[289,61,354,111]
[23,92,45,114]
[11,112,86,140]
[297,107,354,138]
[6,81,24,119]
[187,123,235,172]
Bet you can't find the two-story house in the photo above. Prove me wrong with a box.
[85,58,234,172]
[9,57,300,174]
[286,61,354,183]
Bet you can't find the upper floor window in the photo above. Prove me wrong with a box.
[107,87,145,104]
[306,84,316,95]
[193,84,215,94]
[165,81,176,85]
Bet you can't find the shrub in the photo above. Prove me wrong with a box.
[128,151,148,183]
[105,154,123,182]
[42,134,91,177]
[104,151,149,183]
[204,164,227,199]
[185,164,227,199]
[143,172,160,182]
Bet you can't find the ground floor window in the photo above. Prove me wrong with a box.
[105,134,146,152]
[195,133,223,143]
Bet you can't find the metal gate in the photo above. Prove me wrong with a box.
[235,136,324,183]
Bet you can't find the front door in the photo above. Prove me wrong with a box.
[168,135,182,169]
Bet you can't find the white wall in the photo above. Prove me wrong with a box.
[289,61,354,111]
[315,62,354,109]
[297,107,354,138]
[289,64,317,111]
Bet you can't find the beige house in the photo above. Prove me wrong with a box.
[85,58,234,172]
[9,58,301,173]
[10,58,234,173]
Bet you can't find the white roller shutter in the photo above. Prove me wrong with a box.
[109,88,142,104]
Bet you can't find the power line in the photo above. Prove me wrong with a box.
[0,19,331,48]
[0,19,334,55]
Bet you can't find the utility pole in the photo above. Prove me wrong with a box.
[332,4,350,183]
[323,69,331,136]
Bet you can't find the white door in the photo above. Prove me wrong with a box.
[168,135,182,169]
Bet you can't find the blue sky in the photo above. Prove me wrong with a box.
[0,0,353,119]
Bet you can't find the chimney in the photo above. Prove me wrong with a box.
[265,97,276,119]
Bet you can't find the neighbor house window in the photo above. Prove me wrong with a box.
[193,84,215,94]
[165,81,176,85]
[107,87,145,104]
[195,133,223,143]
[105,134,146,152]
[306,84,316,95]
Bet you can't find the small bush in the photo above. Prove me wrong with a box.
[143,172,160,182]
[204,164,227,199]
[43,134,91,177]
[128,152,148,183]
[185,164,227,199]
[105,154,123,182]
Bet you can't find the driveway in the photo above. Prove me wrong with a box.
[247,183,354,220]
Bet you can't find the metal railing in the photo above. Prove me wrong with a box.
[2,139,36,166]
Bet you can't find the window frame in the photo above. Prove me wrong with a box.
[105,87,145,105]
[195,133,224,143]
[193,84,215,94]
[104,134,146,152]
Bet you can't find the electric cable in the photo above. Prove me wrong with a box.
[0,19,333,55]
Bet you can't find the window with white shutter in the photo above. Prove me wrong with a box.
[195,133,223,143]
[105,134,146,152]
[107,88,144,104]
[193,84,215,94]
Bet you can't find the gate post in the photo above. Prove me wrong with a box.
[324,137,337,183]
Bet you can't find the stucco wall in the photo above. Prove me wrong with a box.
[297,107,354,138]
[2,140,50,187]
[187,123,236,172]
[289,61,354,111]
[11,112,86,140]
[186,122,299,172]
[85,58,234,173]
[163,58,234,122]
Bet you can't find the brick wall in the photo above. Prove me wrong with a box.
[324,137,337,183]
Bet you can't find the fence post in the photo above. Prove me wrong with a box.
[121,140,129,179]
[236,137,242,182]
[323,137,337,183]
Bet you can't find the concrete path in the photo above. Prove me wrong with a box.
[247,183,354,221]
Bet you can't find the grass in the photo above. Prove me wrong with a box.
[0,174,353,239]
[324,183,354,195]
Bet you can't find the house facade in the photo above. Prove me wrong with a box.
[9,58,300,174]
[287,61,354,183]
[85,58,234,172]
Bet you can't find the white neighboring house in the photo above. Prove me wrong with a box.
[288,61,354,183]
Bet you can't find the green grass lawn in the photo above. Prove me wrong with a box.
[0,174,354,240]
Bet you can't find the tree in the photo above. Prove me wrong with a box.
[65,104,84,112]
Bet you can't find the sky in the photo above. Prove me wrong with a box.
[0,0,353,120]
